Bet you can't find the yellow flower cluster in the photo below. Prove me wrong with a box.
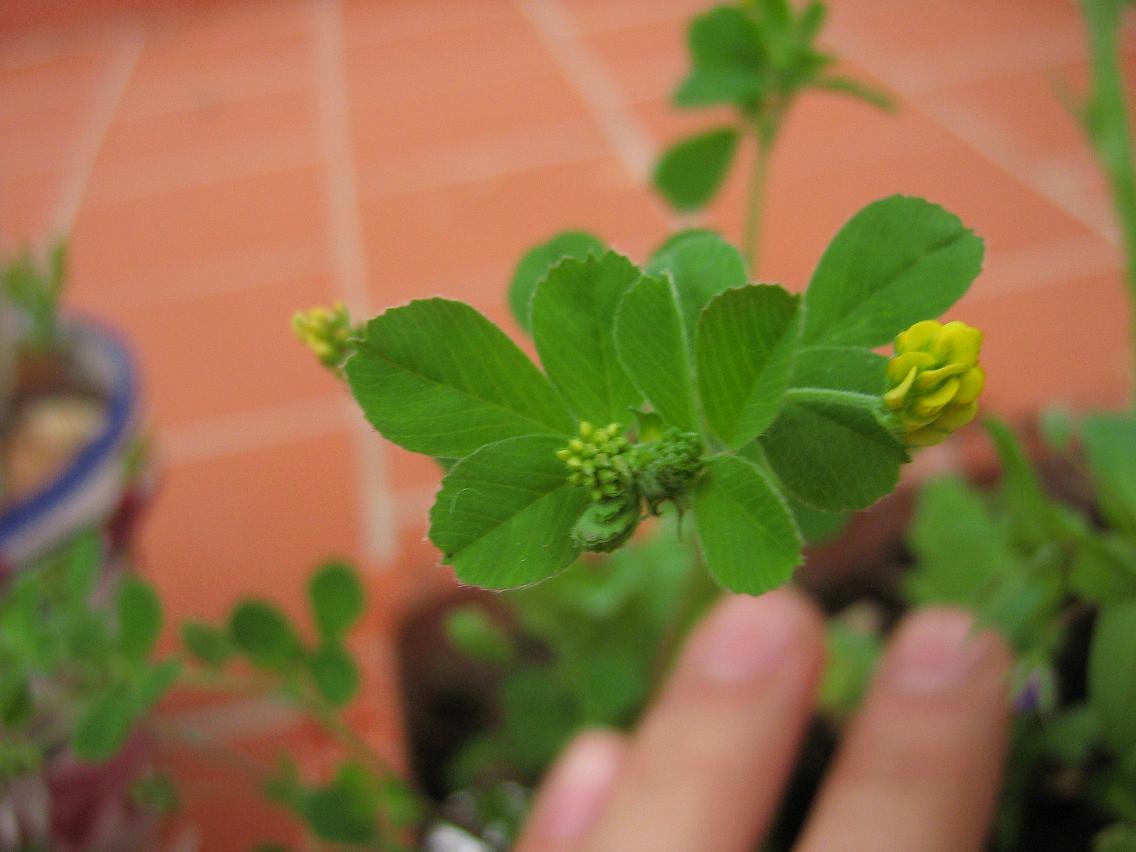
[291,303,353,369]
[884,320,985,447]
[556,421,633,502]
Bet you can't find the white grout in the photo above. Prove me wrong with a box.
[978,234,1121,300]
[514,0,661,188]
[46,27,143,244]
[161,396,354,465]
[309,0,397,564]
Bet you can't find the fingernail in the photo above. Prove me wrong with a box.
[692,591,805,684]
[885,609,994,695]
[542,732,623,840]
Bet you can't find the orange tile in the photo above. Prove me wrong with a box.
[349,69,596,169]
[583,16,689,106]
[560,0,704,34]
[360,157,666,319]
[342,0,516,46]
[70,164,326,282]
[88,87,319,203]
[0,104,88,180]
[0,168,63,245]
[94,273,342,428]
[342,9,549,110]
[724,131,1105,288]
[0,43,112,115]
[139,428,362,625]
[836,0,1080,58]
[955,271,1130,414]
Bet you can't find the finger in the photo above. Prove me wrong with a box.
[581,589,825,852]
[797,608,1013,852]
[515,729,628,852]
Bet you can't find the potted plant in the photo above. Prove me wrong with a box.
[0,241,148,572]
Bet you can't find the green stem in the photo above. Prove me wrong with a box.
[1080,0,1136,407]
[743,114,780,276]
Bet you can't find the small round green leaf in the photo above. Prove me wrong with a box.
[653,127,739,211]
[73,682,137,761]
[508,231,605,332]
[229,601,303,670]
[308,562,365,641]
[693,454,802,594]
[117,576,163,662]
[646,231,747,340]
[181,621,234,666]
[761,389,906,511]
[308,643,359,707]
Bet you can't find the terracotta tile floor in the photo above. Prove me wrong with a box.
[2,0,1133,846]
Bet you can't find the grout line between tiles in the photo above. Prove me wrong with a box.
[160,396,353,466]
[514,0,668,211]
[833,27,1116,248]
[46,26,144,244]
[310,0,397,565]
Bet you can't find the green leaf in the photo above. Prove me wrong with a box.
[308,643,359,707]
[653,127,739,211]
[429,435,590,588]
[693,454,802,594]
[346,298,573,458]
[696,285,800,448]
[1090,600,1136,756]
[229,601,303,670]
[985,418,1059,548]
[613,274,699,431]
[1082,414,1136,535]
[501,667,577,772]
[308,562,365,641]
[761,389,905,511]
[676,6,767,108]
[802,196,984,347]
[508,231,605,332]
[791,345,886,395]
[445,605,515,665]
[117,576,162,662]
[305,779,375,845]
[64,531,102,604]
[1095,823,1136,852]
[646,231,748,339]
[531,251,643,425]
[905,476,1015,606]
[1070,533,1136,603]
[136,660,181,712]
[814,75,894,111]
[790,498,848,545]
[73,682,137,761]
[181,621,234,666]
[820,621,881,715]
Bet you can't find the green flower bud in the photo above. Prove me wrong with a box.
[632,427,704,513]
[557,421,633,502]
[884,320,985,447]
[292,303,355,369]
[571,491,641,553]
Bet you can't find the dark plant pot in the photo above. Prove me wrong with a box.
[0,315,150,574]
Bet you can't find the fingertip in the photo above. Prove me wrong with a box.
[517,729,627,849]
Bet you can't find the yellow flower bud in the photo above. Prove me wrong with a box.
[291,303,354,369]
[885,320,984,447]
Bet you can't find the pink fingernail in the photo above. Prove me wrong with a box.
[885,609,993,694]
[543,733,623,840]
[692,591,804,684]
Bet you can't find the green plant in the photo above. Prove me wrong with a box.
[1,240,68,354]
[0,539,422,851]
[330,194,983,597]
[652,0,891,269]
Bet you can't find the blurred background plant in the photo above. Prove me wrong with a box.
[652,0,892,270]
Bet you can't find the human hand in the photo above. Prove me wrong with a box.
[516,590,1012,852]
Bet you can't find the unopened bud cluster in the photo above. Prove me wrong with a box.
[555,421,633,502]
[292,303,354,369]
[558,420,705,553]
[633,427,704,513]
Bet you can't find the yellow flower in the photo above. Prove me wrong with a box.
[292,303,353,369]
[884,320,984,447]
